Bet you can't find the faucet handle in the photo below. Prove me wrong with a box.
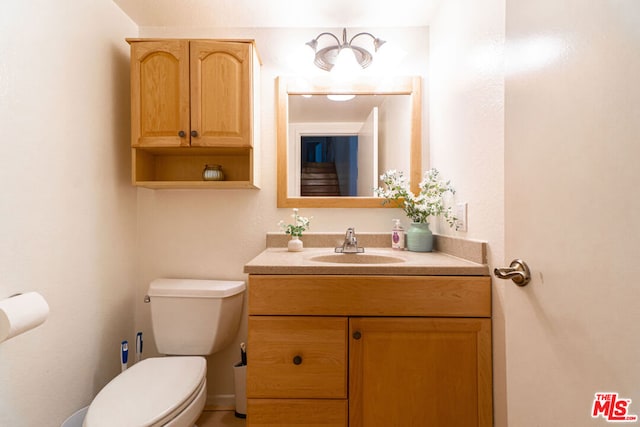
[345,227,357,243]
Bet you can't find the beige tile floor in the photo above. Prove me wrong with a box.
[196,410,246,427]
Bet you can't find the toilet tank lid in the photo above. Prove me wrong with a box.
[148,278,246,298]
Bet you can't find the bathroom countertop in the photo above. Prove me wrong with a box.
[243,246,489,276]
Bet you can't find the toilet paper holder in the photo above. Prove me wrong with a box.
[0,291,50,344]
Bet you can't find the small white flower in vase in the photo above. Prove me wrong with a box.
[278,208,312,252]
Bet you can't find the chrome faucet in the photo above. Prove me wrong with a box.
[335,227,365,253]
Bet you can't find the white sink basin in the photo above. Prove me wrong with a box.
[307,253,406,264]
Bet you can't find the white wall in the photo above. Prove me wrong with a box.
[134,26,430,405]
[378,95,412,177]
[0,1,138,425]
[429,1,507,425]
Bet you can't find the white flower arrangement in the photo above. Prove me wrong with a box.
[374,169,457,228]
[278,208,312,237]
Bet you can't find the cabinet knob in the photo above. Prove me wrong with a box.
[293,355,303,365]
[178,130,186,138]
[353,331,362,340]
[191,130,199,138]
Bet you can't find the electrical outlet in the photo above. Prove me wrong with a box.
[455,203,468,232]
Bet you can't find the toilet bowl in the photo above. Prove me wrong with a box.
[83,279,245,427]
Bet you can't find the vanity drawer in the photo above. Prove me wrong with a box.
[248,399,347,427]
[247,316,347,398]
[248,275,491,317]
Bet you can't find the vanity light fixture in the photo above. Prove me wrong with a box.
[306,28,386,72]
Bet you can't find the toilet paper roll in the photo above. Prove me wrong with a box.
[0,292,50,343]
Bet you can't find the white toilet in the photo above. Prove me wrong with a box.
[83,278,246,427]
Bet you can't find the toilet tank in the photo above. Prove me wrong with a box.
[147,278,245,355]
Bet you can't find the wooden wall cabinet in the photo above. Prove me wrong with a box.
[127,38,260,189]
[247,275,492,427]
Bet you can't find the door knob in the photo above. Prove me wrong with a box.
[494,259,531,286]
[191,130,199,137]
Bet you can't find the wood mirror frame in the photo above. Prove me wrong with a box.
[276,75,422,208]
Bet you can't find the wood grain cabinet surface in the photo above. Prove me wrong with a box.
[246,275,492,427]
[127,38,260,189]
[248,316,347,399]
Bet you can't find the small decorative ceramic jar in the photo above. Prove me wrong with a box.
[202,164,224,181]
[288,236,303,252]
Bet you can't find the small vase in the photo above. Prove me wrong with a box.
[406,222,433,252]
[288,235,303,252]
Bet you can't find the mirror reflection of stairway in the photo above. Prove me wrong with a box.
[301,162,341,196]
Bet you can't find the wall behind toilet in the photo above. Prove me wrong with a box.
[0,1,138,426]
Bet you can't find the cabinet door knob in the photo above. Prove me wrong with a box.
[293,355,303,365]
[178,130,186,138]
[353,331,362,340]
[191,130,199,137]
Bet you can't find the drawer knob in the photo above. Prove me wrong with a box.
[293,355,303,365]
[353,331,362,340]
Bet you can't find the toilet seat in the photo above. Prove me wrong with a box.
[83,356,207,427]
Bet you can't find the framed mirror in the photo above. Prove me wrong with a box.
[277,75,422,208]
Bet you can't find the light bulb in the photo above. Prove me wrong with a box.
[332,47,361,78]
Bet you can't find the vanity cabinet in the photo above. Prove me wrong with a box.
[127,38,260,188]
[246,275,492,427]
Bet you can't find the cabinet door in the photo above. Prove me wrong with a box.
[190,41,251,147]
[130,40,190,147]
[349,317,492,427]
